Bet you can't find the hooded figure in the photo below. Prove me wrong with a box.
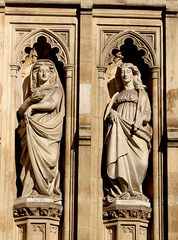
[17,59,65,201]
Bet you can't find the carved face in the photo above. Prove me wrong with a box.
[37,65,51,85]
[32,55,37,64]
[121,67,134,85]
[114,51,123,62]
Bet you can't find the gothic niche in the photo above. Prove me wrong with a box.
[106,38,152,100]
[120,38,152,92]
[103,37,153,205]
[15,35,66,200]
[20,36,66,88]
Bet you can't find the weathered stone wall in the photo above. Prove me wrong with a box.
[0,1,178,240]
[166,10,178,240]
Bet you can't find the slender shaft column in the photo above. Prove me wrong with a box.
[97,65,107,146]
[10,64,21,114]
[63,64,76,240]
[10,64,20,195]
[150,66,162,240]
[97,64,107,186]
[97,65,107,123]
[96,65,108,239]
[1,64,20,240]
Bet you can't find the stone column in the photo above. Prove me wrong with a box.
[150,66,161,240]
[97,65,107,148]
[10,64,21,111]
[63,64,76,240]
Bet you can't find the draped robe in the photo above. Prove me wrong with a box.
[18,83,65,198]
[104,89,152,200]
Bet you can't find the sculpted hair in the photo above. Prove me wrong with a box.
[115,62,146,92]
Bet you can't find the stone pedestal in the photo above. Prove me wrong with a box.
[13,198,63,240]
[103,200,151,240]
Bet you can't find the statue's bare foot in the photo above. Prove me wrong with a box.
[117,192,130,200]
[131,193,149,202]
[50,192,62,202]
[103,192,131,205]
[29,190,39,198]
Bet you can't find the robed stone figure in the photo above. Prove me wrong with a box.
[17,59,65,201]
[103,62,152,204]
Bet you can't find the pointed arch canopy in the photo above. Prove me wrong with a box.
[15,28,70,66]
[102,30,157,68]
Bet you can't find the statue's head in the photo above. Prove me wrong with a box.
[30,59,59,90]
[37,64,51,86]
[115,62,145,91]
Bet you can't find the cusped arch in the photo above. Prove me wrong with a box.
[15,28,70,65]
[102,30,156,67]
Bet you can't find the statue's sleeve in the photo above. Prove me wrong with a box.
[139,90,151,123]
[104,92,119,120]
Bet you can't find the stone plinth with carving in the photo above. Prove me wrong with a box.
[103,200,151,240]
[13,198,63,240]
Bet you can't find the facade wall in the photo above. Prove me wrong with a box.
[166,10,178,240]
[0,1,178,240]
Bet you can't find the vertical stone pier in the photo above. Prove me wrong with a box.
[13,198,63,240]
[103,200,151,240]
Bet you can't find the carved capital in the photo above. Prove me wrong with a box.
[10,64,20,77]
[97,65,107,81]
[103,207,151,221]
[97,65,107,73]
[150,65,160,80]
[64,65,74,78]
[13,204,63,220]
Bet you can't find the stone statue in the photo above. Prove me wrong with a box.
[103,62,152,204]
[17,59,65,201]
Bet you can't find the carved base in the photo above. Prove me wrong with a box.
[13,198,63,240]
[103,199,151,240]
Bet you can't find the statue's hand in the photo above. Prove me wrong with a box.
[133,115,146,130]
[109,109,118,123]
[25,105,34,117]
[31,90,44,103]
